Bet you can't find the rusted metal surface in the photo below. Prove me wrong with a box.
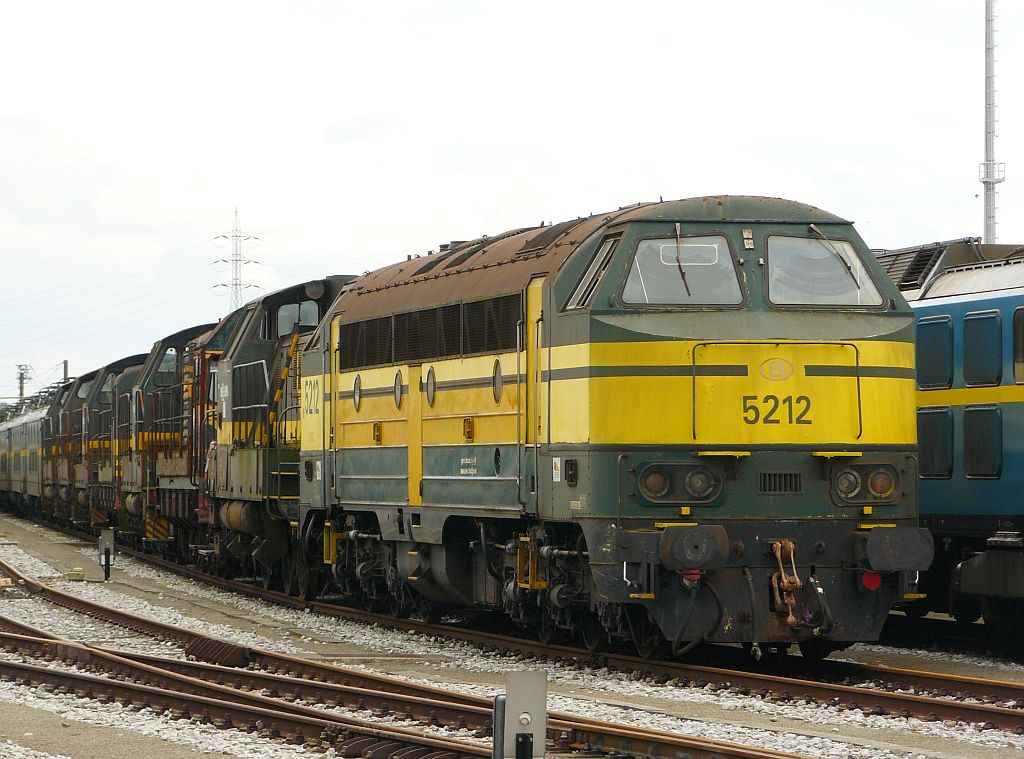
[0,630,489,755]
[9,539,1024,738]
[0,628,805,759]
[334,213,615,322]
[0,655,489,755]
[47,543,1024,734]
[184,637,252,668]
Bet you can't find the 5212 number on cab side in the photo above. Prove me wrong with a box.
[741,395,811,425]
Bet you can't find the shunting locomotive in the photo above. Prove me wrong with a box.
[297,196,932,658]
[0,196,933,659]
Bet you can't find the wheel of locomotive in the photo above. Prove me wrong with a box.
[982,598,1022,647]
[797,638,836,661]
[282,551,299,596]
[579,613,608,653]
[214,555,237,580]
[632,615,666,660]
[951,597,982,625]
[901,601,928,620]
[387,587,412,619]
[259,560,283,592]
[359,590,387,613]
[421,603,445,625]
[294,554,322,602]
[537,610,565,645]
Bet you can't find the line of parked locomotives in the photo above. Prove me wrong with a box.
[10,194,1011,661]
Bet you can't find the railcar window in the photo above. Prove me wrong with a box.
[622,235,741,306]
[964,404,1002,478]
[76,379,94,400]
[918,407,953,478]
[566,237,620,310]
[155,348,178,387]
[231,362,268,426]
[99,372,115,404]
[277,300,319,337]
[963,311,1002,386]
[766,236,883,306]
[1013,309,1024,383]
[916,316,953,389]
[207,309,245,351]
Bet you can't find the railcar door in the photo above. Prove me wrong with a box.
[524,277,545,514]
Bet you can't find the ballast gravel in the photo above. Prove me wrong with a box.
[0,543,64,579]
[0,596,185,656]
[0,674,330,758]
[38,550,1010,756]
[0,516,1017,758]
[64,548,1022,752]
[0,739,70,759]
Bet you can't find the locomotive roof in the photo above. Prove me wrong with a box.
[874,237,1024,300]
[334,196,845,322]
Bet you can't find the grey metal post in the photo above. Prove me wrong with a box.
[493,671,546,759]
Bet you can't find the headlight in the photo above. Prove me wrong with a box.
[835,469,862,499]
[868,467,898,499]
[640,467,670,499]
[637,463,722,503]
[832,463,900,503]
[684,468,717,499]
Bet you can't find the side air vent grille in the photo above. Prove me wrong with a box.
[759,472,802,494]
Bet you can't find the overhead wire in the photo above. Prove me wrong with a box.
[0,263,230,331]
[0,237,228,307]
[0,286,226,362]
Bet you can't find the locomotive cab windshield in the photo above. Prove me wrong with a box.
[767,233,884,307]
[622,232,743,306]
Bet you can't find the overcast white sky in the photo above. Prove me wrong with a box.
[1,1,1021,398]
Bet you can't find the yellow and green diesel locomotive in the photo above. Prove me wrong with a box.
[295,196,933,657]
[0,195,933,659]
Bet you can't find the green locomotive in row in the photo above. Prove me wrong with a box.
[0,196,933,658]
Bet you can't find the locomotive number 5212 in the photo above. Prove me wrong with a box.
[741,395,812,425]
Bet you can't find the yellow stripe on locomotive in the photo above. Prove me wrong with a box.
[545,339,916,447]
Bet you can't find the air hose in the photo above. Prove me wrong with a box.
[742,566,761,659]
[807,575,836,636]
[671,580,723,656]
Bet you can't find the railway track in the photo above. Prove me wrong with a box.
[0,555,806,759]
[6,519,1024,735]
[87,549,1024,732]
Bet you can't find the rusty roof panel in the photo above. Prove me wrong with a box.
[330,197,846,324]
[333,213,614,322]
[517,218,587,255]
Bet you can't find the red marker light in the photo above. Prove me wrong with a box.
[860,571,882,591]
[868,469,896,498]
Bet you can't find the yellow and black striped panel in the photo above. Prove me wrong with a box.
[90,504,107,526]
[543,339,916,446]
[144,514,171,541]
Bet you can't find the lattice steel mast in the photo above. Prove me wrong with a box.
[980,0,1006,243]
[215,207,256,309]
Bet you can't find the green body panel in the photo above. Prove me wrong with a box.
[422,443,520,510]
[336,447,407,506]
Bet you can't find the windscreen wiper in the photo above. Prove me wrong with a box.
[675,222,692,297]
[808,224,860,289]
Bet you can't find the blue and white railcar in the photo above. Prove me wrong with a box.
[876,238,1024,637]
